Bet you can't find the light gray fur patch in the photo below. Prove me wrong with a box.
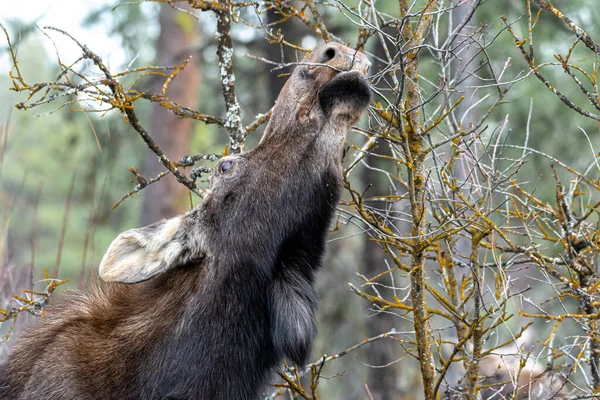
[270,268,317,366]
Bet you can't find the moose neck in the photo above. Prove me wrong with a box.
[137,260,276,399]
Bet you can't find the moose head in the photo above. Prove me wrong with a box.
[0,43,371,400]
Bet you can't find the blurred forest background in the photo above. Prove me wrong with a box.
[1,1,600,399]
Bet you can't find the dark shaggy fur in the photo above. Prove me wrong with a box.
[0,43,371,400]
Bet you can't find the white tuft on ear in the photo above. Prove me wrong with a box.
[99,217,185,283]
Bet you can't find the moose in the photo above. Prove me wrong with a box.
[0,43,371,399]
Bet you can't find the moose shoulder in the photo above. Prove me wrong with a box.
[0,43,371,400]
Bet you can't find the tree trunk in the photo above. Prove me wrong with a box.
[141,5,201,224]
[398,1,439,398]
[361,219,403,399]
[360,37,404,400]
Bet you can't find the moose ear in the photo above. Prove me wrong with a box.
[99,217,187,283]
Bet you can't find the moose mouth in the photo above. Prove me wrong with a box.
[318,70,371,117]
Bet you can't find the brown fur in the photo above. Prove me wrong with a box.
[3,267,206,398]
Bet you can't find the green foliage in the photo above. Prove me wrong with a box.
[84,2,160,58]
[0,34,146,284]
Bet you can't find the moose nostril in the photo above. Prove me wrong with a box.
[319,47,336,63]
[325,48,336,60]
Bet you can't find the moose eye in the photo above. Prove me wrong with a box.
[220,160,233,173]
